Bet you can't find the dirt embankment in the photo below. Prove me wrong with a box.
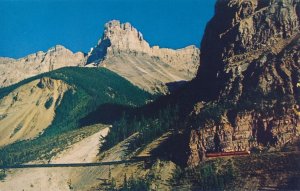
[0,77,70,147]
[0,127,109,191]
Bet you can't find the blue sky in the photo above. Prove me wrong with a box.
[0,0,215,58]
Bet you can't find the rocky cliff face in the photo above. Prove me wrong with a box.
[197,0,300,100]
[189,0,300,166]
[87,20,200,93]
[0,45,86,88]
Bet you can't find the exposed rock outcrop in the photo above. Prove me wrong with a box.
[0,45,86,88]
[188,108,300,166]
[87,20,200,93]
[0,77,71,147]
[189,0,300,166]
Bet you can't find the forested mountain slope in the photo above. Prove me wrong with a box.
[0,67,152,165]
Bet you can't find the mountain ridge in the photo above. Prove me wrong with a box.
[0,20,200,94]
[0,45,86,88]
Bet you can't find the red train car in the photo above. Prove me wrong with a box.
[206,151,250,158]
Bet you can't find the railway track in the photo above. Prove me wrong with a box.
[0,156,152,169]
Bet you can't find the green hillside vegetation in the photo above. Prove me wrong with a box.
[42,67,152,135]
[0,67,152,165]
[98,80,203,154]
[100,105,182,152]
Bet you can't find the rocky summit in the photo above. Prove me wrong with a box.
[0,45,86,88]
[87,20,200,93]
[189,0,300,166]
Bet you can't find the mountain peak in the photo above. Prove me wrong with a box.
[87,19,200,66]
[105,20,134,31]
[103,20,150,51]
[87,20,150,64]
[86,20,200,93]
[48,45,70,53]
